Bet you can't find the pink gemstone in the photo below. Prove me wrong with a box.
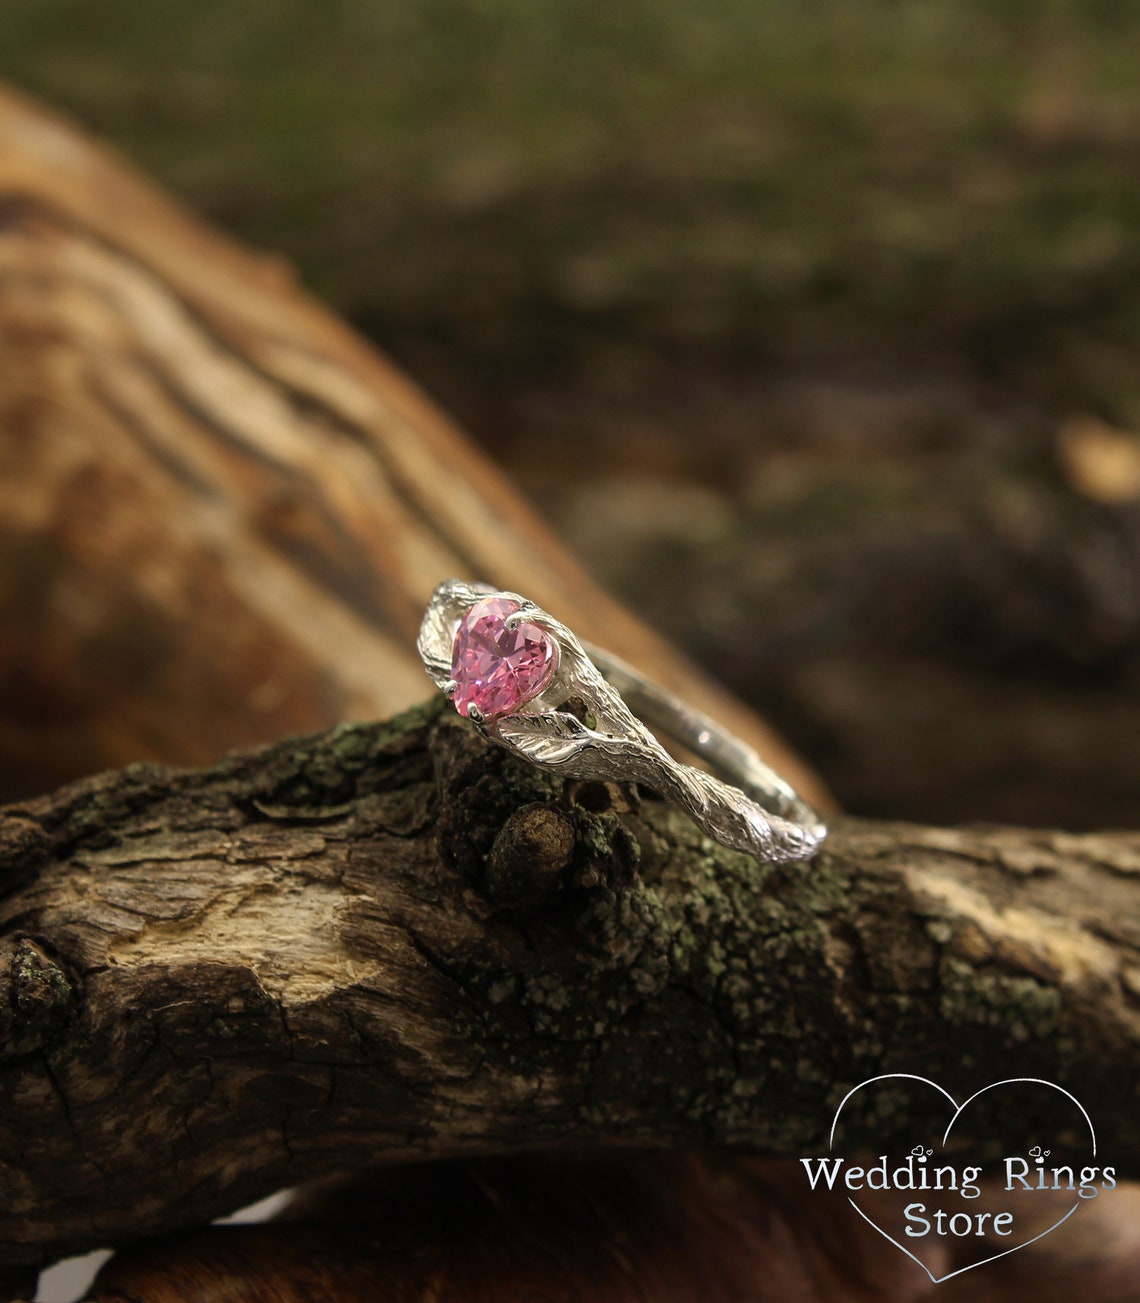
[451,597,556,719]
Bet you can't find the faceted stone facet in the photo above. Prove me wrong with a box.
[451,596,556,719]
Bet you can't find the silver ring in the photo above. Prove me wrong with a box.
[417,579,827,863]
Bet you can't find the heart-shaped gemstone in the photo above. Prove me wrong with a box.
[451,596,556,719]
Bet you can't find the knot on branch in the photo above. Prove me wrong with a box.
[0,937,74,1060]
[431,712,640,915]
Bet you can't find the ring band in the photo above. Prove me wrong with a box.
[418,579,826,863]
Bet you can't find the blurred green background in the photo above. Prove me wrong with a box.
[4,0,1140,827]
[6,0,1139,403]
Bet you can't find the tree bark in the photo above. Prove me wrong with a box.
[1,700,1137,1271]
[2,76,1138,1303]
[0,81,824,814]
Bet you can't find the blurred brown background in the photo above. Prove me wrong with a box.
[4,0,1140,829]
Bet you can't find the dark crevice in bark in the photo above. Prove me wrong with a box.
[0,700,1136,1270]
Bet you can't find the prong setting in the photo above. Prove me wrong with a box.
[416,577,826,862]
[503,607,540,633]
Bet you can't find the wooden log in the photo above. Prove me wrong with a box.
[84,1156,942,1303]
[1,79,1136,1303]
[82,1160,1140,1303]
[0,78,846,1303]
[0,82,826,815]
[0,705,1138,1272]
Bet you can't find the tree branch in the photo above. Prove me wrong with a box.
[0,80,825,813]
[1,699,1137,1270]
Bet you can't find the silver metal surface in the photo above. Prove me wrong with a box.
[418,579,827,862]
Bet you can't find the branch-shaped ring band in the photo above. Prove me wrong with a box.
[418,579,827,863]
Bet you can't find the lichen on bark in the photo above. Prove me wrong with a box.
[0,702,1139,1271]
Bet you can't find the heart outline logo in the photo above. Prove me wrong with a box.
[828,1074,1097,1285]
